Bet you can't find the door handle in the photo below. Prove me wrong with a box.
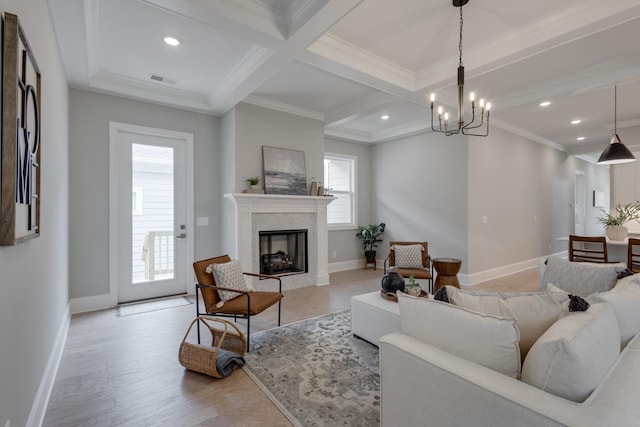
[176,233,187,239]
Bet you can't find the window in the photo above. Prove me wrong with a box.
[324,153,356,229]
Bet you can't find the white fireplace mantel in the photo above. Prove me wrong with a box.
[224,193,334,286]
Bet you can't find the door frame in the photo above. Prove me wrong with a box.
[108,121,194,306]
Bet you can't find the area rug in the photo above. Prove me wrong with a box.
[243,310,380,427]
[117,295,192,316]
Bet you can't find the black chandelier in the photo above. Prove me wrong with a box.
[597,85,635,164]
[430,0,490,137]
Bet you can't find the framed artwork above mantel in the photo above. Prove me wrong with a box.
[0,12,42,245]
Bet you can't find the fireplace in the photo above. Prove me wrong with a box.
[259,229,308,276]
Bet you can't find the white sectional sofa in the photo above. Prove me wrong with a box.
[379,261,640,427]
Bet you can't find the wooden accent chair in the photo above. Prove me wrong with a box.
[384,241,433,292]
[628,238,640,273]
[569,235,608,263]
[193,255,283,351]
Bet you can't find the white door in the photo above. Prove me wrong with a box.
[110,122,194,303]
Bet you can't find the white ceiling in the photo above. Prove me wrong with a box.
[49,0,640,156]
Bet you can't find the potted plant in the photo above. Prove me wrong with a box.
[405,273,422,296]
[246,176,261,190]
[356,222,386,264]
[596,202,640,241]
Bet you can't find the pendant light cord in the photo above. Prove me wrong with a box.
[614,85,617,134]
[458,5,464,67]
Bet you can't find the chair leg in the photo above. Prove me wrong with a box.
[246,314,251,352]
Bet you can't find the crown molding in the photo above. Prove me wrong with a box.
[324,127,372,143]
[490,118,565,152]
[307,33,416,91]
[243,95,324,121]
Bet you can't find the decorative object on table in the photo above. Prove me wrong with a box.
[1,13,42,246]
[429,0,490,137]
[405,273,422,296]
[356,222,386,269]
[178,316,246,378]
[597,85,636,165]
[262,146,307,195]
[596,201,640,241]
[244,310,380,427]
[381,271,405,294]
[309,177,318,196]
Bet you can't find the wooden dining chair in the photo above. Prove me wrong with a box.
[628,238,640,273]
[569,235,608,263]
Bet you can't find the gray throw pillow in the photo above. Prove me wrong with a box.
[540,257,625,298]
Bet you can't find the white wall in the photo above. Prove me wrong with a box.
[371,132,469,271]
[611,125,640,233]
[69,89,220,301]
[325,138,372,265]
[0,2,70,426]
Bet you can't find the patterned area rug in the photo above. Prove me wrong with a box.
[243,310,380,427]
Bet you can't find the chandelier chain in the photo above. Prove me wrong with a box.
[614,85,617,133]
[458,5,463,67]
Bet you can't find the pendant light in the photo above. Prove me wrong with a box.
[597,85,635,164]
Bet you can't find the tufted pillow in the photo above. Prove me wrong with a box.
[209,261,250,304]
[397,292,521,378]
[393,244,424,269]
[521,303,620,402]
[444,286,569,358]
[540,256,626,298]
[588,274,640,348]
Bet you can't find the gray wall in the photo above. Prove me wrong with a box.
[221,102,325,256]
[467,127,565,272]
[325,138,372,263]
[371,132,469,271]
[69,89,220,299]
[0,1,70,425]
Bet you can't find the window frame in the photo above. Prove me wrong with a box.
[324,152,357,231]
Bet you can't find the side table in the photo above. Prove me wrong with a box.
[433,258,462,293]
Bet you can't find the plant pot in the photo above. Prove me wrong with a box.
[365,250,376,263]
[250,184,259,190]
[605,225,628,241]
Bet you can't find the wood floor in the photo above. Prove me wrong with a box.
[43,267,539,427]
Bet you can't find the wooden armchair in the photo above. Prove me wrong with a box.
[384,241,433,292]
[193,255,283,351]
[569,235,608,263]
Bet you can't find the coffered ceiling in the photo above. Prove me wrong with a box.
[49,0,640,155]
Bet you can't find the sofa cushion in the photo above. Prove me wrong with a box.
[393,244,423,269]
[444,286,570,358]
[521,302,620,402]
[540,256,625,298]
[588,274,640,348]
[397,292,521,378]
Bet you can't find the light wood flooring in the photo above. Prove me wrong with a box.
[43,267,539,427]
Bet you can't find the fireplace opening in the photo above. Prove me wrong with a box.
[259,229,308,276]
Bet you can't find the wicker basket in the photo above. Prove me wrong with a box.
[178,316,246,378]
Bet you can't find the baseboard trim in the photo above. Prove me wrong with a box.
[27,304,70,427]
[461,251,568,286]
[70,293,113,314]
[328,259,384,273]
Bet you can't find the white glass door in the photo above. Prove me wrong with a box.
[110,123,193,303]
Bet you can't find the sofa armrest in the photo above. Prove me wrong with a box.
[380,333,588,427]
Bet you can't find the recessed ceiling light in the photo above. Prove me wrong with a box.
[571,119,582,125]
[576,137,585,141]
[381,115,390,120]
[164,36,180,46]
[539,101,551,107]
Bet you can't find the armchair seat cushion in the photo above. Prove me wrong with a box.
[206,291,283,316]
[390,267,432,280]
